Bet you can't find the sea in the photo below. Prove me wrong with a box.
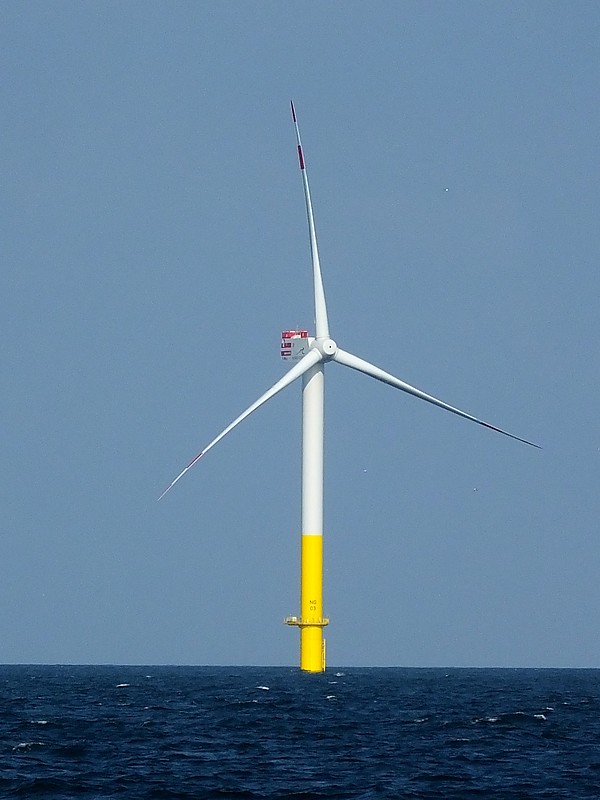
[1,666,599,799]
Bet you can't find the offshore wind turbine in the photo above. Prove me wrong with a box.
[160,103,539,673]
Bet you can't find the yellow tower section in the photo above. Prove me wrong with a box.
[285,534,328,672]
[300,533,328,671]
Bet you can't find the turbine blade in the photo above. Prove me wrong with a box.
[333,347,540,448]
[158,348,323,499]
[291,101,330,339]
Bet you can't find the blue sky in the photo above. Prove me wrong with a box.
[2,2,599,667]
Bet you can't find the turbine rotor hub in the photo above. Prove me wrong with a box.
[317,337,337,359]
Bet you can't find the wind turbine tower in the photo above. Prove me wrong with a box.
[160,103,538,673]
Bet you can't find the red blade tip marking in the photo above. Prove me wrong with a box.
[291,101,297,122]
[297,145,305,170]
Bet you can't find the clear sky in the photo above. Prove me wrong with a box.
[2,2,598,667]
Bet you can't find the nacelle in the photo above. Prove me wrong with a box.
[281,330,310,360]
